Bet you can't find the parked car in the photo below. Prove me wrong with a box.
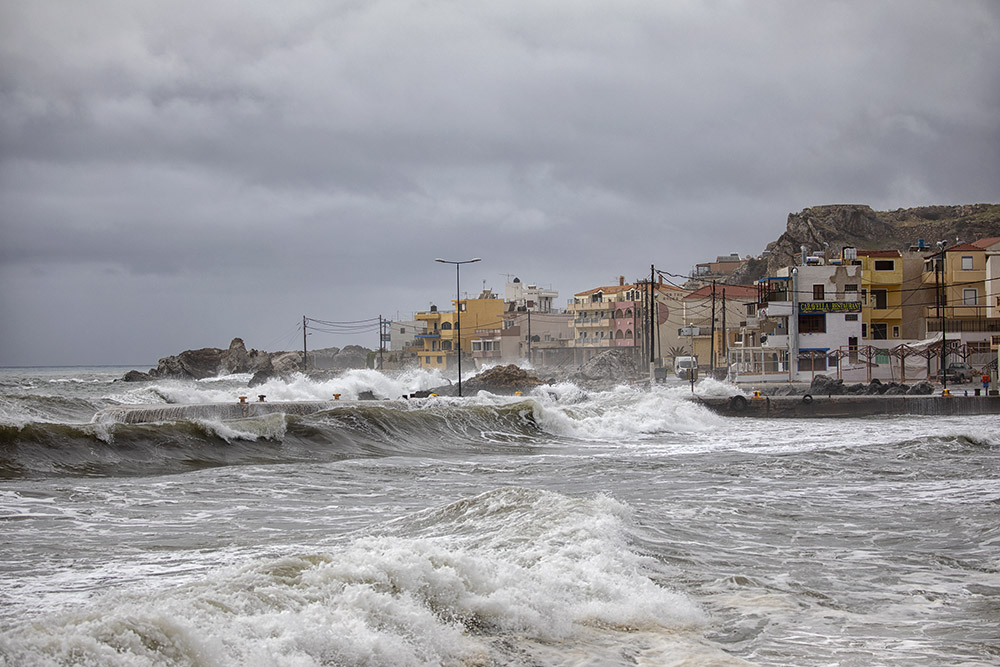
[937,362,973,383]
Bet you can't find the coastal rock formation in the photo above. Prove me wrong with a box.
[730,203,1000,285]
[122,338,372,382]
[461,365,546,395]
[574,349,643,386]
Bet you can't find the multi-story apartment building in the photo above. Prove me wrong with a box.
[738,260,863,381]
[414,291,504,371]
[921,240,1000,369]
[567,278,643,365]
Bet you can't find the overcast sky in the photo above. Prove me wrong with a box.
[2,1,998,366]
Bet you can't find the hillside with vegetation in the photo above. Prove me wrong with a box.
[730,203,1000,284]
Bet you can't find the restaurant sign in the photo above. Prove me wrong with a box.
[799,301,862,314]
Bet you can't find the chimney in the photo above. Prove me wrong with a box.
[619,275,625,286]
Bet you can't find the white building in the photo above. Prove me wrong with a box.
[734,262,863,382]
[504,278,559,313]
[387,319,427,352]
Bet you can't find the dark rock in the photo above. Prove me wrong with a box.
[809,374,844,395]
[121,338,375,382]
[576,349,641,383]
[845,383,867,394]
[462,365,545,395]
[248,370,275,387]
[906,381,935,395]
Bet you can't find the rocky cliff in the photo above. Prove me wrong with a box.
[730,203,1000,284]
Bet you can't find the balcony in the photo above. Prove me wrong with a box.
[924,304,990,320]
[573,317,612,327]
[569,339,613,348]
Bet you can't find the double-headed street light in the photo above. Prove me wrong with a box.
[435,257,482,397]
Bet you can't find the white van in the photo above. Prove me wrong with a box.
[674,356,698,380]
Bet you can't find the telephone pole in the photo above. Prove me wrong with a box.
[710,281,716,376]
[302,315,308,371]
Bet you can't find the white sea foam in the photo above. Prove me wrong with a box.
[525,384,727,441]
[0,488,712,667]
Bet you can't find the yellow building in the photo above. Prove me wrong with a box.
[857,250,905,341]
[414,292,503,371]
[920,242,990,327]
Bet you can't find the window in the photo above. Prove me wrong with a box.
[845,314,859,321]
[871,323,888,339]
[874,259,895,271]
[961,256,974,270]
[813,284,825,300]
[892,326,900,338]
[872,289,888,310]
[441,321,452,330]
[845,284,858,292]
[458,303,467,312]
[861,289,868,305]
[963,289,978,305]
[862,323,868,338]
[799,313,826,333]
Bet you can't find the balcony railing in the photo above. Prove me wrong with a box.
[924,304,990,319]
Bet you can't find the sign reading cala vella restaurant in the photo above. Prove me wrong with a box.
[799,301,862,314]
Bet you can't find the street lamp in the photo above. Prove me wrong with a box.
[435,257,482,396]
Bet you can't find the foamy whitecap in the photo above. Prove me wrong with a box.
[0,489,709,666]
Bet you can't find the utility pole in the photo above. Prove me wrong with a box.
[710,281,716,377]
[527,309,532,365]
[378,315,384,370]
[721,288,727,379]
[302,315,308,372]
[937,246,948,391]
[649,265,656,367]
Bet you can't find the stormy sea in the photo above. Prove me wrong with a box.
[1,366,997,666]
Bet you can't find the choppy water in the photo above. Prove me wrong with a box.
[0,366,997,666]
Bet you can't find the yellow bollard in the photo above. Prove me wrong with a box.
[333,394,341,400]
[751,390,762,400]
[257,395,266,402]
[238,396,247,404]
[942,388,951,397]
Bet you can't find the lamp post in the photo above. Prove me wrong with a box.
[435,257,482,396]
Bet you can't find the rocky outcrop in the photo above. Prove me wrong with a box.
[574,349,643,386]
[461,365,546,395]
[122,338,373,382]
[730,203,1000,285]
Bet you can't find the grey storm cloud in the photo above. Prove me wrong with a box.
[1,0,998,365]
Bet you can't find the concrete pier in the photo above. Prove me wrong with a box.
[698,393,1000,418]
[95,401,344,424]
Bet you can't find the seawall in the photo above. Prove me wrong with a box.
[698,394,1000,418]
[95,401,343,424]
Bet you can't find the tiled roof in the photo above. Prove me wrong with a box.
[856,249,901,257]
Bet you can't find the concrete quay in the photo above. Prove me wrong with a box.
[697,393,1000,418]
[95,400,344,424]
